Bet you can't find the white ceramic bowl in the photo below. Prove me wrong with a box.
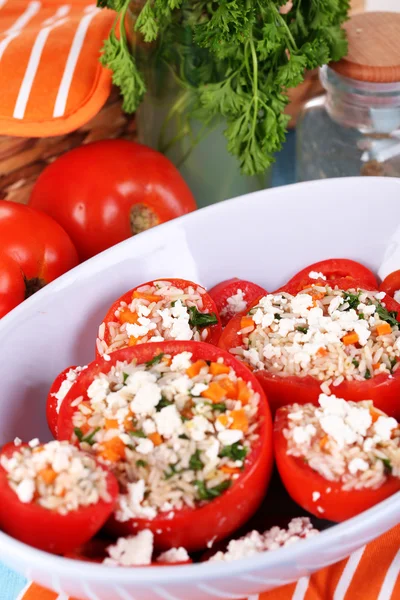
[1,177,400,600]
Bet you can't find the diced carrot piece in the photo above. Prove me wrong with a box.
[317,347,328,357]
[98,437,126,462]
[186,360,207,378]
[220,465,241,475]
[209,362,230,375]
[80,423,90,435]
[377,323,392,336]
[237,378,251,404]
[38,468,57,485]
[129,335,144,346]
[123,414,135,431]
[240,316,255,331]
[369,407,384,423]
[229,409,249,432]
[104,419,119,430]
[311,290,325,301]
[217,414,229,428]
[342,332,359,346]
[132,291,160,303]
[148,432,163,446]
[219,378,238,399]
[319,435,329,450]
[372,363,381,370]
[162,356,172,366]
[201,382,226,403]
[119,309,138,325]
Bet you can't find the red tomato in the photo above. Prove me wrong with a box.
[0,443,118,555]
[97,278,222,356]
[219,282,400,418]
[46,366,78,438]
[380,270,400,300]
[277,258,378,295]
[0,201,78,317]
[208,278,267,327]
[274,407,400,521]
[58,341,274,552]
[29,140,197,262]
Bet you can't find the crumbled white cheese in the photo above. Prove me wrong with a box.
[16,479,35,503]
[374,416,398,441]
[375,292,386,300]
[191,382,209,397]
[348,458,369,475]
[28,438,39,448]
[154,405,183,437]
[116,480,157,521]
[136,439,155,455]
[170,352,193,371]
[157,547,189,564]
[224,289,247,315]
[13,437,22,446]
[126,317,157,339]
[218,429,243,445]
[130,381,161,416]
[186,415,213,441]
[309,271,326,280]
[104,530,154,566]
[312,491,320,502]
[292,424,316,445]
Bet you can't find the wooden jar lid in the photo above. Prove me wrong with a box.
[331,12,400,83]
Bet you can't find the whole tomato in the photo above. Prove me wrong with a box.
[0,200,78,318]
[29,140,197,261]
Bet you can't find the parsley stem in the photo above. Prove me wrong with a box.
[249,37,258,141]
[273,3,298,52]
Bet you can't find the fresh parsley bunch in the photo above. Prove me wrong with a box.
[98,0,350,176]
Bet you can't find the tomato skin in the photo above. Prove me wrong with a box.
[58,341,274,552]
[0,443,118,555]
[380,270,400,299]
[46,366,78,438]
[219,284,400,418]
[208,278,267,327]
[98,278,222,355]
[0,254,25,318]
[29,140,197,262]
[274,408,400,522]
[277,259,378,295]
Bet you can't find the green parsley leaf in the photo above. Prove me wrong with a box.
[187,307,218,329]
[220,442,247,462]
[194,479,232,501]
[352,359,359,368]
[123,372,129,384]
[296,326,308,334]
[375,302,398,328]
[210,402,227,412]
[179,433,189,439]
[164,464,180,479]
[343,292,361,310]
[379,457,392,473]
[129,429,146,438]
[189,449,204,471]
[390,357,397,372]
[365,369,372,380]
[136,459,147,468]
[74,427,83,442]
[146,353,164,367]
[156,395,173,411]
[274,313,282,321]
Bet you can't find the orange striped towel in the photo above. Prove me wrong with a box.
[16,524,400,600]
[0,0,114,137]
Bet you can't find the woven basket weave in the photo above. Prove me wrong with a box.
[0,0,364,207]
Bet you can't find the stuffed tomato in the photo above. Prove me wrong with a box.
[219,281,400,418]
[46,365,85,438]
[380,270,400,303]
[96,278,222,357]
[58,341,273,552]
[0,440,118,554]
[278,259,378,295]
[274,394,400,521]
[209,278,267,327]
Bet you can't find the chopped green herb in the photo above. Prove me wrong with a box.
[82,427,101,446]
[145,353,164,367]
[164,464,180,480]
[220,442,247,462]
[375,302,398,328]
[179,433,189,440]
[74,427,83,442]
[296,326,308,334]
[358,313,365,320]
[171,300,177,307]
[122,372,129,384]
[189,449,204,471]
[129,429,146,438]
[343,292,361,310]
[136,459,147,468]
[187,306,218,329]
[210,402,227,412]
[156,395,173,411]
[365,369,372,380]
[274,313,282,321]
[352,359,360,368]
[195,479,231,501]
[181,415,190,422]
[390,357,398,372]
[379,457,392,473]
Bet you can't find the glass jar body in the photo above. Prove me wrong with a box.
[297,66,400,181]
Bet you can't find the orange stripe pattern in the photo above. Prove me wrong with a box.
[17,525,400,600]
[0,0,114,137]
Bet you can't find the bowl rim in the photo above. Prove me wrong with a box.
[1,176,400,583]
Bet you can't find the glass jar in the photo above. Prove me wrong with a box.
[128,4,271,209]
[297,65,400,181]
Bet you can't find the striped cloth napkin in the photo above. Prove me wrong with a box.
[0,0,114,136]
[10,524,400,600]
